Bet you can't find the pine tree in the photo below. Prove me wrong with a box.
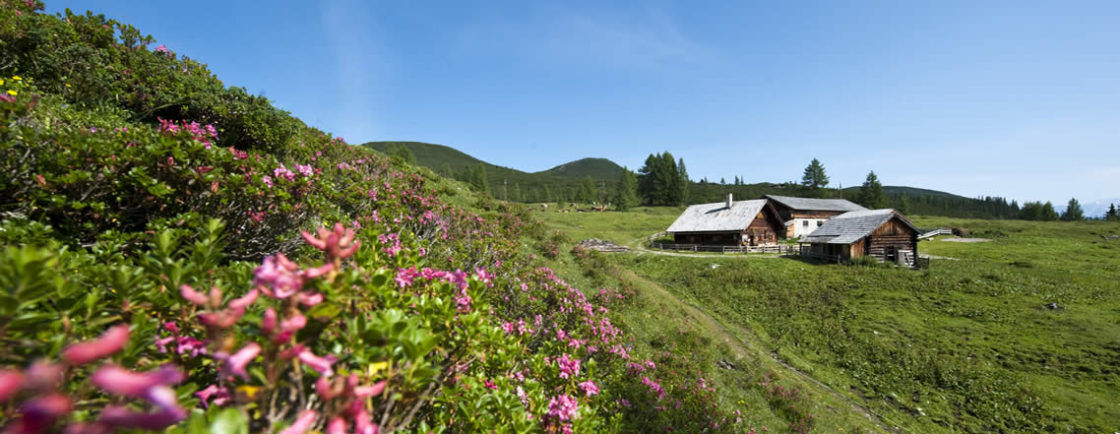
[1060,198,1084,221]
[1107,203,1119,221]
[578,176,597,203]
[800,158,830,193]
[637,152,687,206]
[613,168,639,211]
[677,158,690,206]
[858,171,886,209]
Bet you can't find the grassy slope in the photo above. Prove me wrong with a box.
[537,208,1120,433]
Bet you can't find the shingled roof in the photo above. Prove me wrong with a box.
[666,199,769,233]
[765,195,867,212]
[802,209,916,244]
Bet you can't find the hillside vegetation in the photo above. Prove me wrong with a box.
[0,3,764,433]
[366,142,1026,220]
[364,141,625,203]
[539,208,1120,433]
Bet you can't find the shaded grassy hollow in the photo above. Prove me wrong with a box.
[538,207,1120,433]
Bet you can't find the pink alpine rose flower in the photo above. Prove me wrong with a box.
[61,324,130,365]
[279,410,317,434]
[298,349,335,377]
[223,343,261,380]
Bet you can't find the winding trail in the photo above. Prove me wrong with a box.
[613,235,900,432]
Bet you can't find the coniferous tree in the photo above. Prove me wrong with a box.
[614,168,639,211]
[858,171,886,209]
[577,176,597,203]
[1060,198,1084,221]
[1107,203,1119,221]
[637,152,686,206]
[800,158,830,194]
[677,158,690,206]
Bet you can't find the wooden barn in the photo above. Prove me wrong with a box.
[666,195,786,246]
[800,209,920,267]
[764,195,867,238]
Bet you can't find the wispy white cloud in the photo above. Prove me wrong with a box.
[462,6,709,70]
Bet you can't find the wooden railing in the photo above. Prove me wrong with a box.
[918,228,953,240]
[649,242,799,254]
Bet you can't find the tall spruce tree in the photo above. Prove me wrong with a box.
[800,158,830,194]
[613,168,639,211]
[1107,203,1119,221]
[858,171,886,209]
[677,158,690,206]
[1060,198,1084,221]
[637,152,687,206]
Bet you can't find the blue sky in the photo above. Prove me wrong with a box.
[50,1,1120,212]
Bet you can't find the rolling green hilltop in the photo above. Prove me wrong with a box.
[367,141,1021,219]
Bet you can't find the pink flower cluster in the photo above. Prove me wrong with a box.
[0,325,188,433]
[157,117,217,148]
[312,374,384,434]
[557,354,581,379]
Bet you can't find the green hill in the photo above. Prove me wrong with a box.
[367,141,1021,218]
[365,141,622,203]
[539,157,626,180]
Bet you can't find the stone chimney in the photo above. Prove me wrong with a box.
[726,193,733,209]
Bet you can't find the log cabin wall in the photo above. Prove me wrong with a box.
[745,210,783,245]
[865,218,919,265]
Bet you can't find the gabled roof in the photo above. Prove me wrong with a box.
[765,195,867,212]
[666,199,769,233]
[802,209,917,244]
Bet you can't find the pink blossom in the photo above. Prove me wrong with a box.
[228,289,258,309]
[197,306,245,330]
[302,223,360,261]
[99,405,186,430]
[547,394,578,422]
[12,393,71,433]
[0,369,23,403]
[254,254,303,298]
[195,384,230,408]
[0,94,15,103]
[91,365,184,400]
[354,380,386,399]
[262,175,273,188]
[578,380,599,397]
[327,417,347,434]
[557,354,581,379]
[279,410,317,434]
[154,44,168,53]
[61,324,130,365]
[298,291,324,306]
[179,284,211,307]
[298,349,335,377]
[223,343,261,380]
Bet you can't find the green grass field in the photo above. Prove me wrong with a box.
[538,207,1120,433]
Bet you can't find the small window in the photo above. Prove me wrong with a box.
[802,220,809,227]
[818,220,825,226]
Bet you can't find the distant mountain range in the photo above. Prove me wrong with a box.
[364,141,1024,218]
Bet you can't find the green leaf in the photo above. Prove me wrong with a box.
[208,408,248,434]
[307,301,342,320]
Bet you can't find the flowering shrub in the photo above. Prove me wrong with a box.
[0,2,772,432]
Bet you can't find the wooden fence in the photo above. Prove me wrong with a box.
[649,242,799,254]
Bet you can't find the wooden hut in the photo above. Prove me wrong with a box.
[801,209,920,267]
[666,195,785,246]
[764,195,867,238]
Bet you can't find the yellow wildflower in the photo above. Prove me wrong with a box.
[12,75,21,81]
[0,78,4,85]
[65,83,71,87]
[6,90,16,96]
[237,385,262,399]
[368,361,390,377]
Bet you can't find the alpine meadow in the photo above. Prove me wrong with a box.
[2,1,1119,434]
